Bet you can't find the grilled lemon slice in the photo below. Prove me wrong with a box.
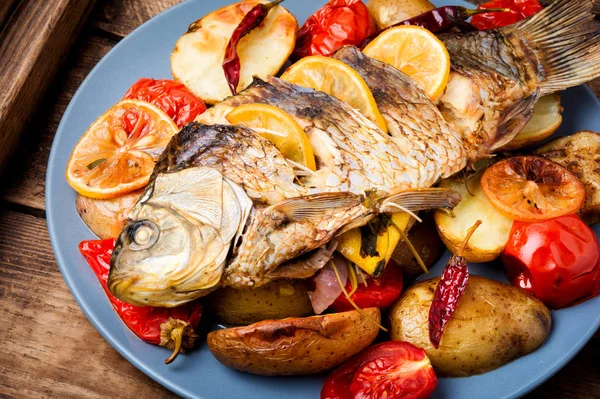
[280,56,388,133]
[363,25,450,100]
[66,99,178,199]
[226,103,317,171]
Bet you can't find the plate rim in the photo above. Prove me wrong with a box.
[45,1,600,398]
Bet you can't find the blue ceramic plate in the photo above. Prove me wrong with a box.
[46,1,600,398]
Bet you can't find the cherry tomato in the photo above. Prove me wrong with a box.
[330,264,403,312]
[471,0,543,30]
[293,0,376,59]
[502,215,600,309]
[123,78,206,128]
[321,341,437,399]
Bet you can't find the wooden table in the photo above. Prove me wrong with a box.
[0,1,598,398]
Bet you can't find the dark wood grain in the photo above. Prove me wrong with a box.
[0,33,115,211]
[95,0,183,37]
[0,209,174,398]
[0,0,95,175]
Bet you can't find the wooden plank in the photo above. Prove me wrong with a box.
[0,0,18,32]
[0,34,116,211]
[94,0,183,37]
[0,209,174,398]
[0,0,95,175]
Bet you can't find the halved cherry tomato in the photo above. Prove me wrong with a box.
[471,0,543,30]
[502,215,600,309]
[321,341,437,399]
[123,78,206,128]
[293,0,376,59]
[481,156,586,222]
[330,264,403,312]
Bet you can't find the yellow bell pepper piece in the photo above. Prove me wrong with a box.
[337,213,412,277]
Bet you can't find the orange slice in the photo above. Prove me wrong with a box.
[66,99,178,199]
[226,103,316,171]
[363,25,450,100]
[280,56,388,133]
[481,156,586,222]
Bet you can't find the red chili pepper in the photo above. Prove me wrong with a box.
[502,215,600,309]
[471,0,543,30]
[223,0,284,95]
[79,239,202,364]
[123,78,206,128]
[428,221,481,349]
[293,0,376,59]
[359,6,508,48]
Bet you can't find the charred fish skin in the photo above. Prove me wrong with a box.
[332,46,468,184]
[153,122,303,204]
[197,77,415,194]
[438,0,600,156]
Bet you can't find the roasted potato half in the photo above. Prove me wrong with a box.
[535,130,600,225]
[207,308,381,375]
[76,191,141,239]
[503,94,563,150]
[390,276,551,377]
[391,214,444,279]
[209,280,313,325]
[171,0,297,104]
[366,0,435,29]
[434,173,513,263]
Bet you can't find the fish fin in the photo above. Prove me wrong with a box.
[149,167,224,228]
[503,0,600,95]
[491,91,541,152]
[264,192,363,222]
[379,188,462,214]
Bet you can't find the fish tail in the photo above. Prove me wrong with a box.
[379,188,462,216]
[502,0,600,95]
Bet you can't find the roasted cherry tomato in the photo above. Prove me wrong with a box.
[293,0,376,59]
[321,341,437,399]
[502,215,600,309]
[481,156,586,223]
[123,78,206,128]
[471,0,542,30]
[330,264,403,312]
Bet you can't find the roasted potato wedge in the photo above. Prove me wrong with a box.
[209,280,313,325]
[171,0,297,104]
[434,173,513,263]
[534,130,600,225]
[366,0,435,29]
[503,94,563,150]
[76,191,141,239]
[207,308,381,375]
[391,214,444,279]
[390,276,551,377]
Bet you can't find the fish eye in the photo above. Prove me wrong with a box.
[128,220,159,251]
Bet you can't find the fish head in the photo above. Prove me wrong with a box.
[108,166,252,307]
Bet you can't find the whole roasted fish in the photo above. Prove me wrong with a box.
[109,123,459,307]
[108,0,600,308]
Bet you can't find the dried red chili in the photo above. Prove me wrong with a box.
[359,6,508,48]
[471,0,543,30]
[223,0,284,95]
[293,0,376,59]
[79,239,202,364]
[428,221,481,349]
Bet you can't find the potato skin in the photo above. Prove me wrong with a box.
[392,214,443,279]
[208,308,381,376]
[390,276,551,377]
[366,0,436,29]
[76,191,141,239]
[209,280,313,325]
